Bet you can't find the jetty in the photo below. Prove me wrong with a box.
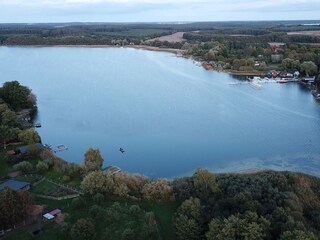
[103,166,121,175]
[53,145,68,153]
[33,123,41,128]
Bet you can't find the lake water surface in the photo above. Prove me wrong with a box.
[0,47,319,178]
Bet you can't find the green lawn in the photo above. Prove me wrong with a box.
[30,180,59,195]
[140,200,179,240]
[0,148,14,178]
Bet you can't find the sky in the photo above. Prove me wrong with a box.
[0,0,320,23]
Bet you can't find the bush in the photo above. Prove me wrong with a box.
[72,197,87,209]
[62,175,71,183]
[43,158,54,168]
[93,193,105,205]
[36,161,49,174]
[13,161,33,173]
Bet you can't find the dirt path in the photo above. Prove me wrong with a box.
[287,31,320,36]
[146,32,186,43]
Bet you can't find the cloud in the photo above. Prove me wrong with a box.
[0,0,319,22]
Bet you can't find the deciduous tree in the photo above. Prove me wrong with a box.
[70,218,96,240]
[84,148,103,172]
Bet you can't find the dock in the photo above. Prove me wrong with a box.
[103,166,121,175]
[53,145,68,153]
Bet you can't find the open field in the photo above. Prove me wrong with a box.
[287,30,320,36]
[147,32,186,43]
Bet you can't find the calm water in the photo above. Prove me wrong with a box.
[0,47,319,178]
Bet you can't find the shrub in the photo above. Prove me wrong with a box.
[13,161,33,173]
[36,161,49,174]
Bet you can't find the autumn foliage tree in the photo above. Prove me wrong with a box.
[141,179,173,201]
[84,148,104,172]
[0,187,34,229]
[81,171,114,195]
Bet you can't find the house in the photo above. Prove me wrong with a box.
[43,213,55,221]
[18,143,44,155]
[49,209,61,217]
[42,209,61,221]
[0,180,30,191]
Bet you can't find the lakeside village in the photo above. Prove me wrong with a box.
[189,57,320,98]
[187,55,320,100]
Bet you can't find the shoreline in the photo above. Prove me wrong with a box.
[2,44,184,55]
[1,44,267,76]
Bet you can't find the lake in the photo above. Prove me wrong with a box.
[0,46,319,178]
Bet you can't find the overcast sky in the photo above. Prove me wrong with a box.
[0,0,320,23]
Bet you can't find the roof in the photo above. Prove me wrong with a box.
[43,213,55,220]
[18,143,44,154]
[7,150,16,155]
[303,77,316,82]
[0,180,30,191]
[49,209,61,216]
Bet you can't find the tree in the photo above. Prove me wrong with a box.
[18,129,40,145]
[176,197,201,221]
[282,58,300,72]
[13,161,33,173]
[36,161,49,174]
[1,109,19,127]
[141,179,173,201]
[192,168,219,199]
[206,212,270,240]
[81,170,114,195]
[70,218,96,240]
[0,187,21,229]
[280,230,317,240]
[174,214,201,240]
[84,148,103,172]
[0,187,33,229]
[172,177,194,201]
[0,81,33,111]
[300,61,318,76]
[93,193,105,205]
[174,197,202,240]
[16,190,35,218]
[0,125,16,149]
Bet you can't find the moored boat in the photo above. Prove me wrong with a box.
[278,78,288,84]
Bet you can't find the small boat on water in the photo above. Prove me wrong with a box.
[278,79,288,84]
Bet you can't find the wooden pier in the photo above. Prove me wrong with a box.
[53,145,68,153]
[103,166,121,175]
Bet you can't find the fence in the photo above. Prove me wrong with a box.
[46,179,83,194]
[33,193,80,200]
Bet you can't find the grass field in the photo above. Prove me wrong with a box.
[30,180,59,195]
